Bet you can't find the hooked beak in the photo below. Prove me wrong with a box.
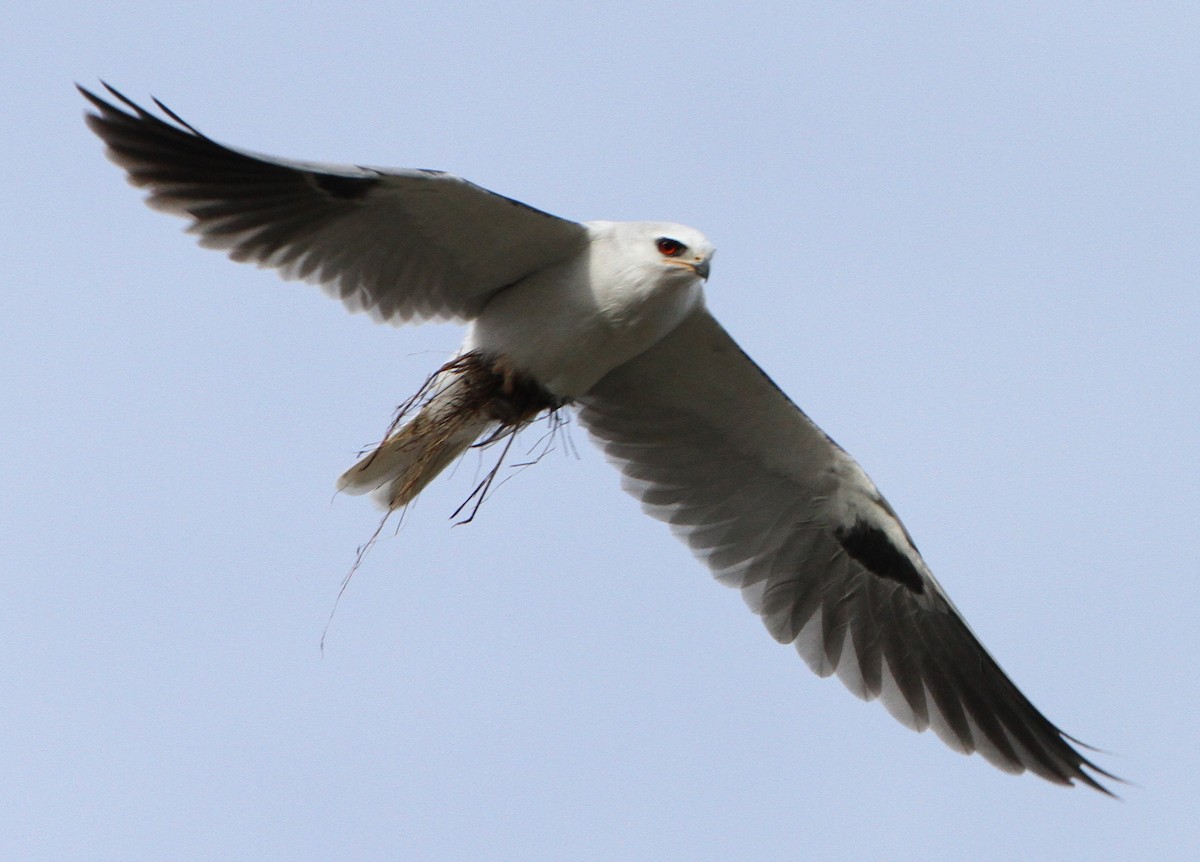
[666,255,712,281]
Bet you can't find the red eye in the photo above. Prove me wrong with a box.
[656,237,686,257]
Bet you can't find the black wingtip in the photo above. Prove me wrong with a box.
[79,81,137,114]
[77,80,140,123]
[1052,729,1127,797]
[1083,760,1130,799]
[99,81,151,117]
[150,94,207,137]
[76,81,107,113]
[78,80,202,135]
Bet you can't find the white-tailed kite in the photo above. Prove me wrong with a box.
[81,84,1116,793]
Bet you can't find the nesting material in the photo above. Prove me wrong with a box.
[337,352,561,510]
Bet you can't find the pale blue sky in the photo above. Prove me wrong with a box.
[4,2,1198,859]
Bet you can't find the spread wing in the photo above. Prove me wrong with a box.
[577,308,1115,792]
[80,84,589,323]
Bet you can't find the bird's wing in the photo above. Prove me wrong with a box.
[80,84,589,323]
[577,307,1114,792]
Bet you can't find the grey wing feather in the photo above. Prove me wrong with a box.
[577,308,1116,793]
[80,83,589,323]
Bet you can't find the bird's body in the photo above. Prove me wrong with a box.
[338,219,711,506]
[465,220,709,398]
[81,84,1115,793]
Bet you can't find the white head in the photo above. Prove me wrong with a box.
[585,220,714,286]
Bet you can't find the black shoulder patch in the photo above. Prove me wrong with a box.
[835,519,925,593]
[310,172,378,200]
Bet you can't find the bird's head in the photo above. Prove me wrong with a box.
[587,220,715,285]
[647,223,713,282]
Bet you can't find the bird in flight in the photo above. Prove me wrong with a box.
[81,83,1115,793]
